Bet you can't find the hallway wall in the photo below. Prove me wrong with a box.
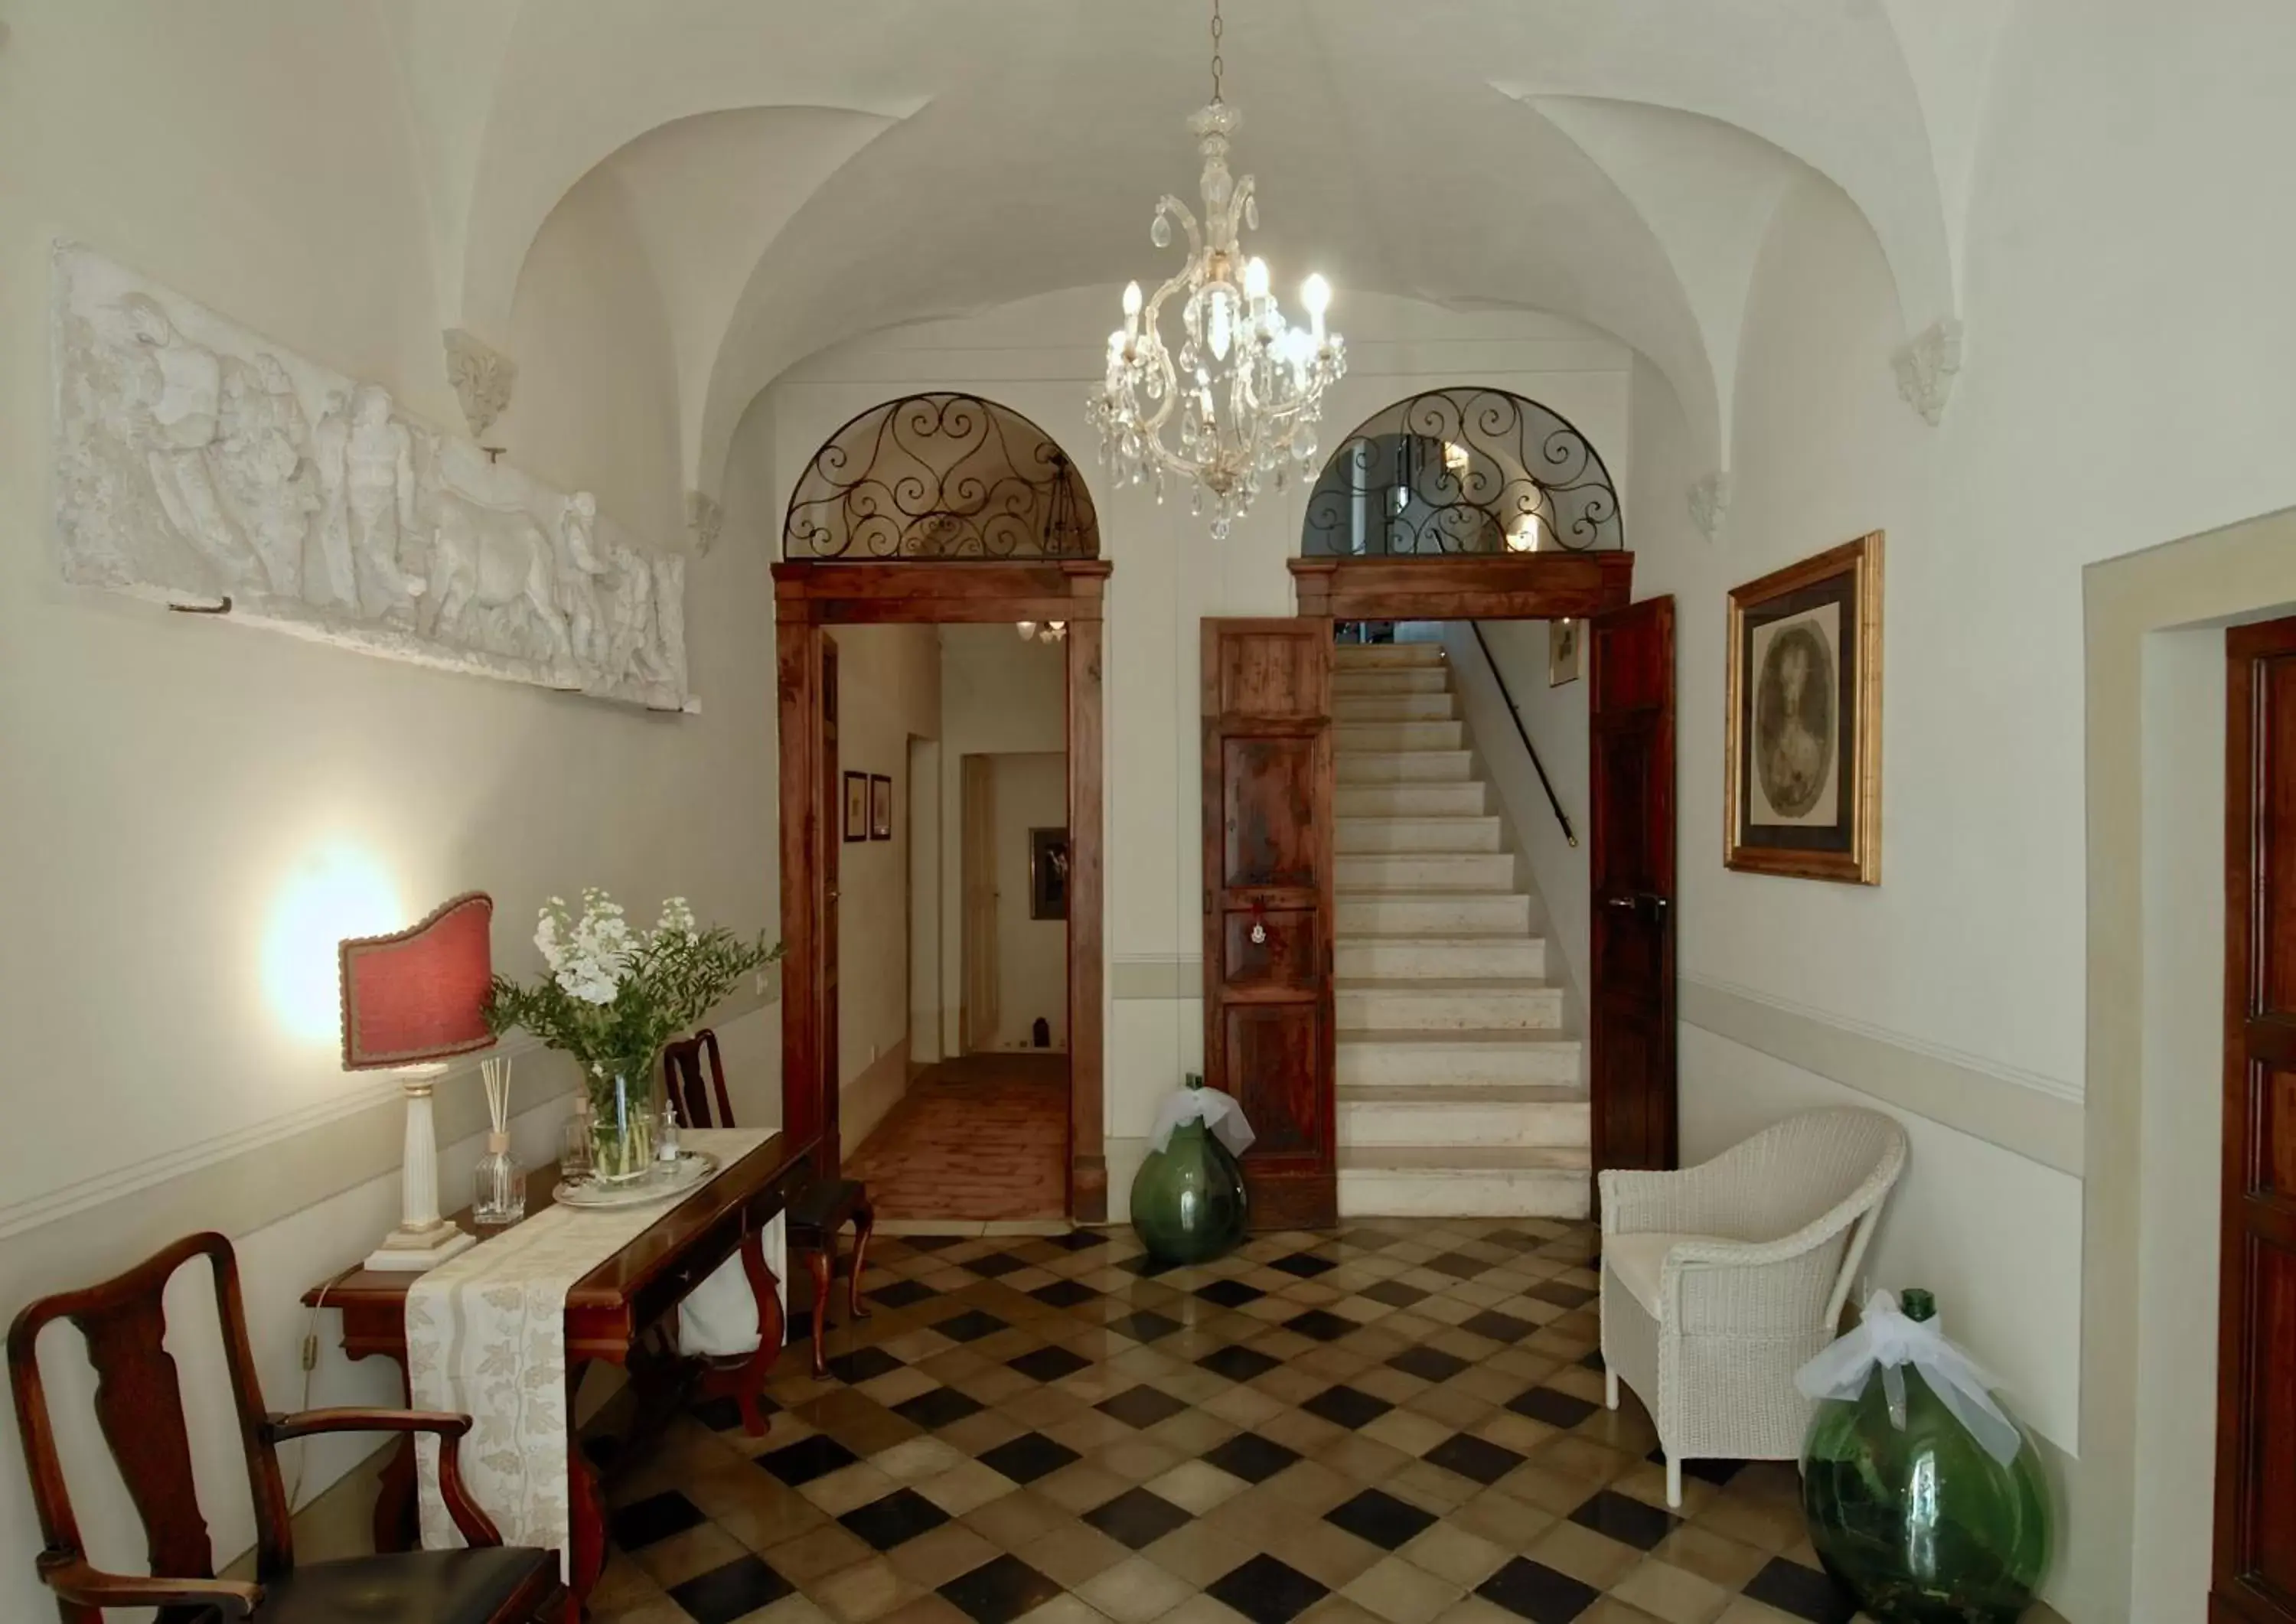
[982,751,1068,1053]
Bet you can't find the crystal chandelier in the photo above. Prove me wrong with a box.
[1088,0,1345,540]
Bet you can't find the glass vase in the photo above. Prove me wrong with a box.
[1130,1095,1248,1264]
[587,1068,656,1185]
[1800,1291,2053,1622]
[473,1133,527,1228]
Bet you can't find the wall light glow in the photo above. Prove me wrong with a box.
[262,843,406,1046]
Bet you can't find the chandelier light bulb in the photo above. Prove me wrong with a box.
[1244,256,1270,300]
[1302,272,1331,341]
[1016,621,1038,641]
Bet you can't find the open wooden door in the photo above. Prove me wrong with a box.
[1202,618,1336,1228]
[2217,616,2296,1624]
[1589,596,1676,1173]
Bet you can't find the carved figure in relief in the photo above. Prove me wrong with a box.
[422,447,576,677]
[119,295,253,587]
[216,352,318,598]
[602,540,672,688]
[651,554,688,698]
[554,492,610,670]
[344,385,424,623]
[305,391,362,610]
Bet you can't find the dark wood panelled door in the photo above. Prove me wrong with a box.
[820,635,841,1171]
[1589,596,1676,1174]
[1202,618,1336,1229]
[2218,616,2296,1624]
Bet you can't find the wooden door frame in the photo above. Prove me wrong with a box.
[777,558,1112,1221]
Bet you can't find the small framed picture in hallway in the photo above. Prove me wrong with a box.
[1725,530,1883,884]
[1030,827,1069,919]
[1549,617,1583,686]
[869,774,893,840]
[843,771,868,842]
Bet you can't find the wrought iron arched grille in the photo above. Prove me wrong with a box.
[1300,389,1622,556]
[782,393,1100,561]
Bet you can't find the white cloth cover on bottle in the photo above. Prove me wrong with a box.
[1147,1086,1256,1156]
[1794,1289,2024,1467]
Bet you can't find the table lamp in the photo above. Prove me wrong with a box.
[340,892,497,1272]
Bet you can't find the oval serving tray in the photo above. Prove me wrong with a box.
[553,1150,719,1211]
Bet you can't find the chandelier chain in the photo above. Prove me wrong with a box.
[1208,0,1224,104]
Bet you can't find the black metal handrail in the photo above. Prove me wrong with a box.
[1467,622,1577,850]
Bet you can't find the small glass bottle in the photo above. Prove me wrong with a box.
[474,1132,527,1228]
[560,1101,595,1179]
[656,1097,682,1164]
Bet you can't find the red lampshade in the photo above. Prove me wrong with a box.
[338,892,497,1071]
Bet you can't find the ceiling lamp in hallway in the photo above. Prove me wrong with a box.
[1088,0,1346,540]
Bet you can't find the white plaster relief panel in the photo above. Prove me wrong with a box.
[52,243,692,713]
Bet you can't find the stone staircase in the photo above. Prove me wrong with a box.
[1332,641,1590,1218]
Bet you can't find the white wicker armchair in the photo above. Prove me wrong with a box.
[1598,1109,1908,1507]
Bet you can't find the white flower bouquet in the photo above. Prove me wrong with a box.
[484,889,780,1181]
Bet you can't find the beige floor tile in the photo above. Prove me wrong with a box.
[1300,1596,1394,1624]
[918,1459,1026,1517]
[810,1557,922,1624]
[1649,1525,1770,1590]
[873,1436,973,1483]
[1020,1521,1133,1587]
[1035,1459,1136,1514]
[1077,1554,1199,1623]
[1097,1436,1187,1482]
[1609,1557,1731,1624]
[1146,1459,1251,1514]
[1261,1518,1387,1589]
[1152,1592,1254,1624]
[1446,1486,1553,1551]
[633,1521,751,1590]
[877,1594,977,1624]
[767,1523,880,1586]
[1017,1595,1118,1624]
[1359,1408,1453,1459]
[1341,1554,1466,1624]
[1143,1518,1262,1589]
[1398,1522,1508,1589]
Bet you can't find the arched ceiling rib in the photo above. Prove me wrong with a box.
[397,0,1983,504]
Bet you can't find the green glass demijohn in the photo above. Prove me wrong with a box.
[1129,1075,1249,1265]
[1800,1289,2053,1623]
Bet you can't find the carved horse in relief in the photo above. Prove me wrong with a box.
[419,440,579,677]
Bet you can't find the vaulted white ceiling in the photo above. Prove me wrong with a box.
[381,0,2008,504]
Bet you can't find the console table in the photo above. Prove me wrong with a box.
[306,1130,815,1618]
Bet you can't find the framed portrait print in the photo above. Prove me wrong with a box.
[1725,533,1882,883]
[869,774,893,841]
[1548,618,1583,686]
[843,771,868,843]
[1030,827,1070,920]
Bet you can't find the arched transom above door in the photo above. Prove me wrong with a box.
[1301,389,1623,559]
[782,393,1099,563]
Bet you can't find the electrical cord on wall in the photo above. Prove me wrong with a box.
[285,1264,361,1510]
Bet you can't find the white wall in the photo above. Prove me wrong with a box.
[0,11,781,1609]
[932,626,1068,1054]
[908,736,944,1065]
[983,752,1068,1052]
[831,624,940,1142]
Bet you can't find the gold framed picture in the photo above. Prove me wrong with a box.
[843,771,869,843]
[1725,532,1882,884]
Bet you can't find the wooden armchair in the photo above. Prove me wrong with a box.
[8,1231,562,1623]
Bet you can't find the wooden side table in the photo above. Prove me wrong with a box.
[305,1133,813,1621]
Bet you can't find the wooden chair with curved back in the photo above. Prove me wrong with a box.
[664,1029,875,1382]
[7,1231,562,1623]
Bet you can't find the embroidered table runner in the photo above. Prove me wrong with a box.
[406,1127,769,1573]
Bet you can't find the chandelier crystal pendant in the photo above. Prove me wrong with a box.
[1088,0,1345,540]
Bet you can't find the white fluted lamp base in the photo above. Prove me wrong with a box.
[365,1071,476,1273]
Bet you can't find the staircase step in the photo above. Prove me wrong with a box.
[1334,669,1451,696]
[1335,693,1459,722]
[1338,1148,1590,1218]
[1338,892,1531,935]
[1339,1084,1589,1149]
[1336,979,1565,1032]
[1336,782,1490,819]
[1334,644,1447,668]
[1338,853,1515,890]
[1336,817,1502,855]
[1337,1032,1582,1087]
[1335,720,1466,752]
[1337,750,1474,784]
[1336,934,1545,979]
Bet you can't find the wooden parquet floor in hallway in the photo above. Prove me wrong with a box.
[846,1054,1068,1221]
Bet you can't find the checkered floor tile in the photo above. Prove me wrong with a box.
[584,1218,2001,1624]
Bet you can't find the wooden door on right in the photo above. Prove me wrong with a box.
[2218,615,2296,1624]
[1588,597,1677,1174]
